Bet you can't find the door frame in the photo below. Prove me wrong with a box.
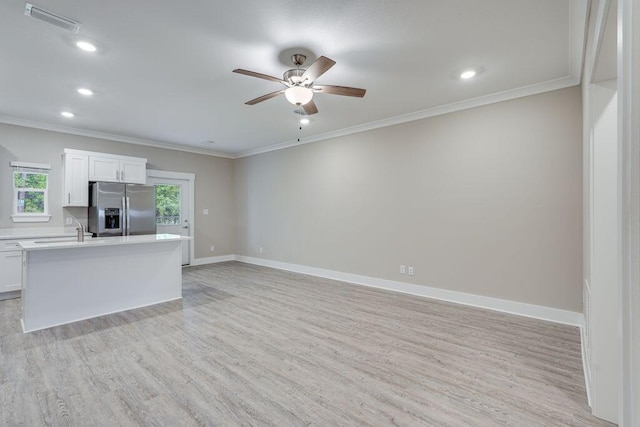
[618,0,640,423]
[146,169,195,266]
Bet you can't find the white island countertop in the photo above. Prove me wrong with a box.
[0,227,89,240]
[19,233,191,251]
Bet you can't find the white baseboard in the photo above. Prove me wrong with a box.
[189,255,235,266]
[234,255,584,327]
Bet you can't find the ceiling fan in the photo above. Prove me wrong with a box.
[233,54,366,115]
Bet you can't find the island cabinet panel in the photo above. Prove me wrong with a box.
[20,235,187,332]
[0,229,94,300]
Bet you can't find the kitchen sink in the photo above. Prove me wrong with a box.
[32,237,103,244]
[33,238,80,243]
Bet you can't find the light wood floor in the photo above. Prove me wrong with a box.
[1,262,613,426]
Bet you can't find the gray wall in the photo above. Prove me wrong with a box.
[1,86,583,311]
[0,124,234,258]
[233,87,583,311]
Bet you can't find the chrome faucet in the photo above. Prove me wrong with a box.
[75,219,85,242]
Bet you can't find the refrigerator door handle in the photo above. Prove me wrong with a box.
[121,196,127,236]
[126,196,131,235]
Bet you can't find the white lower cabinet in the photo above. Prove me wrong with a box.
[0,241,22,295]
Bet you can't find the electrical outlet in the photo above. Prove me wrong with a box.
[400,265,406,274]
[203,209,209,215]
[65,217,73,225]
[259,247,263,253]
[210,245,215,252]
[408,266,415,276]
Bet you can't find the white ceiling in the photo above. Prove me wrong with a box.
[0,0,588,158]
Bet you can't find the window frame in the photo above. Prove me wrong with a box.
[10,162,51,223]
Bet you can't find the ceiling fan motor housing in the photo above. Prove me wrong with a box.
[291,54,307,67]
[284,68,306,85]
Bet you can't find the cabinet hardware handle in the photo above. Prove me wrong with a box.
[68,193,71,204]
[116,170,120,181]
[122,171,125,181]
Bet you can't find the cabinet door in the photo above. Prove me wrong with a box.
[89,156,120,182]
[0,250,22,293]
[63,153,89,206]
[120,159,147,184]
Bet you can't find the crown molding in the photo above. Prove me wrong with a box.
[0,115,234,159]
[235,75,580,158]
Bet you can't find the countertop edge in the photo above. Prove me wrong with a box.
[19,234,192,251]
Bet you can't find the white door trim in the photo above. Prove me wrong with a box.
[618,0,640,426]
[618,0,640,423]
[146,169,195,266]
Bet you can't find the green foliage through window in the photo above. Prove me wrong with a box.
[155,184,181,225]
[13,171,48,214]
[13,172,47,189]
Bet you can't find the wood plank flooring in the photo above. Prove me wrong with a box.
[1,262,613,426]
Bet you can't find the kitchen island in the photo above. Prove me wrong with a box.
[19,233,191,333]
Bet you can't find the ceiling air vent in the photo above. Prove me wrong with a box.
[24,3,81,33]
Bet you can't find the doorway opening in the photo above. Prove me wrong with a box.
[146,170,195,266]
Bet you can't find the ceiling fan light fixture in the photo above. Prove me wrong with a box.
[285,86,313,106]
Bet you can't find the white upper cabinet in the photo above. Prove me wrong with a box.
[89,155,120,182]
[88,154,147,184]
[119,158,147,184]
[62,152,89,207]
[62,148,148,207]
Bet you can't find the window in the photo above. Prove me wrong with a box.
[10,162,51,222]
[155,184,181,225]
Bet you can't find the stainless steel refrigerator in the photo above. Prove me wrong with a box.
[88,182,156,237]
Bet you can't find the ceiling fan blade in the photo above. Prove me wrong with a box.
[245,90,285,105]
[302,99,318,115]
[301,56,336,83]
[233,69,287,85]
[313,85,366,98]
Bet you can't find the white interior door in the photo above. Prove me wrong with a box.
[147,175,191,265]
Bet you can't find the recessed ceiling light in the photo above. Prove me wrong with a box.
[299,118,310,125]
[77,88,93,96]
[460,70,477,79]
[60,111,74,118]
[76,41,96,52]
